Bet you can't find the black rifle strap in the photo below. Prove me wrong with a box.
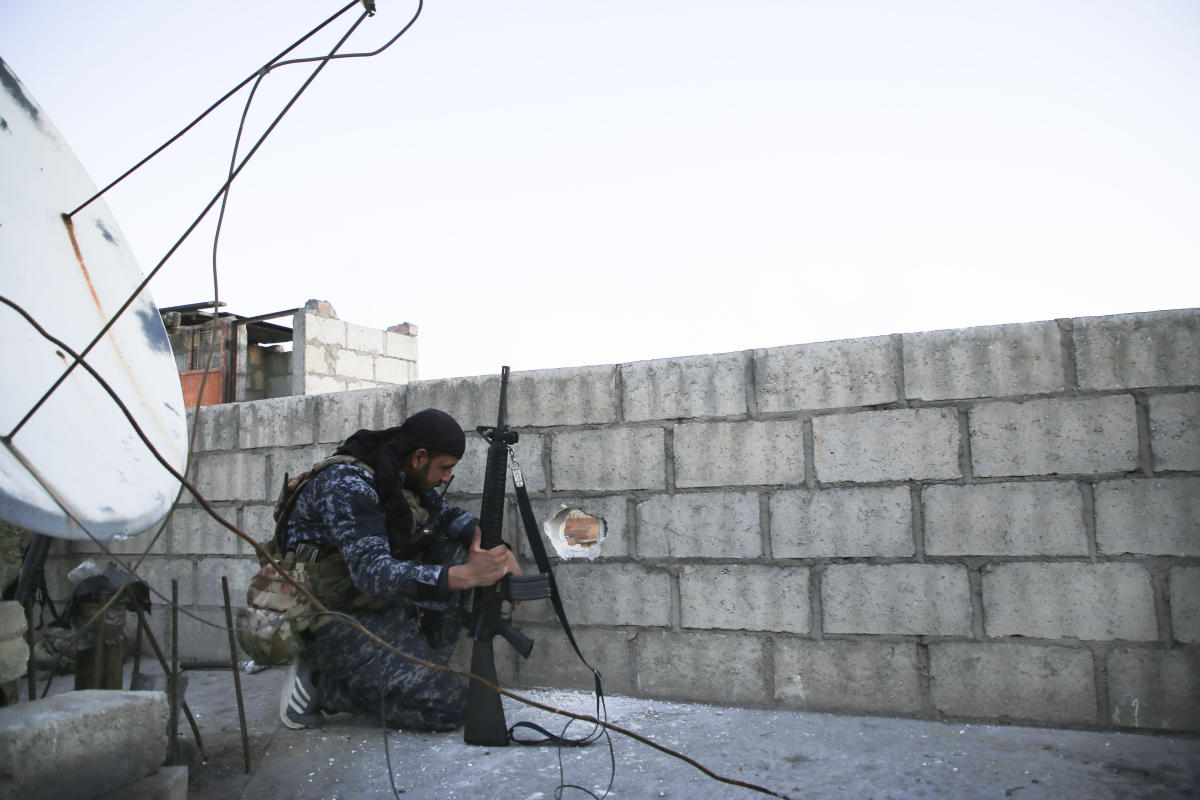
[507,457,605,747]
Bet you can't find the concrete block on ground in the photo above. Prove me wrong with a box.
[903,321,1065,401]
[930,642,1096,725]
[509,366,620,427]
[513,625,635,695]
[674,420,806,488]
[1170,567,1200,644]
[315,387,405,444]
[754,335,898,412]
[969,395,1139,477]
[0,690,168,800]
[814,408,960,483]
[1073,309,1200,390]
[168,505,239,555]
[190,452,268,502]
[1096,478,1200,556]
[532,563,670,627]
[96,764,187,800]
[238,396,315,449]
[982,562,1157,641]
[621,352,746,421]
[636,491,761,558]
[551,427,665,492]
[635,630,765,704]
[1149,392,1200,471]
[923,481,1088,556]
[774,639,922,715]
[188,402,238,452]
[1108,648,1200,731]
[770,486,913,558]
[680,565,809,633]
[822,564,971,636]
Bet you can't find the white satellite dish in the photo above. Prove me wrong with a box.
[0,59,189,542]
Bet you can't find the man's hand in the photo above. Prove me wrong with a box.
[447,527,520,590]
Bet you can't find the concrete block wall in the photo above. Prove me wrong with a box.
[47,309,1199,733]
[293,306,418,395]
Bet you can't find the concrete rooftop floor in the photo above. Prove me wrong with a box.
[121,664,1200,800]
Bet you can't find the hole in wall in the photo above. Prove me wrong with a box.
[544,507,606,560]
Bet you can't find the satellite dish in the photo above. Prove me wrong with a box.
[0,59,189,542]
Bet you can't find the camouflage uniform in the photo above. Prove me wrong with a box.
[282,463,478,731]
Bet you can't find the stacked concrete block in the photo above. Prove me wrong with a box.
[293,307,419,395]
[38,308,1198,734]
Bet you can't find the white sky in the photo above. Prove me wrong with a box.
[3,0,1198,380]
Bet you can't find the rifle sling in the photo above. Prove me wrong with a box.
[508,463,605,747]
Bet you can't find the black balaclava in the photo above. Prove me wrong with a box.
[334,409,466,557]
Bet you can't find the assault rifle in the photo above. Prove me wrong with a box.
[463,366,551,746]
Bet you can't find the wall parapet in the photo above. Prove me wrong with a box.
[50,308,1200,733]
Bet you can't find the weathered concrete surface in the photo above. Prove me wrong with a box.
[165,667,1199,800]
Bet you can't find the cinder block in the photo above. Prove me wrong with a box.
[923,481,1088,556]
[168,505,239,555]
[302,373,343,396]
[344,320,383,354]
[239,504,277,554]
[529,494,631,559]
[1150,392,1200,471]
[194,556,260,607]
[238,395,315,449]
[190,452,268,502]
[674,420,806,488]
[636,491,761,558]
[1074,309,1200,390]
[982,563,1157,641]
[0,690,168,800]
[635,630,765,704]
[1170,567,1200,644]
[969,395,1138,477]
[822,564,971,636]
[509,366,620,427]
[770,486,913,558]
[0,602,28,684]
[267,445,330,501]
[453,432,546,497]
[406,374,496,433]
[1095,478,1200,556]
[384,329,418,361]
[680,565,809,632]
[903,321,1065,401]
[316,387,405,444]
[374,354,415,385]
[930,642,1095,725]
[754,335,898,412]
[529,563,670,627]
[189,402,238,452]
[774,639,921,715]
[814,408,960,483]
[334,348,376,382]
[1108,648,1200,730]
[513,625,634,695]
[550,427,665,492]
[620,352,746,422]
[130,557,197,608]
